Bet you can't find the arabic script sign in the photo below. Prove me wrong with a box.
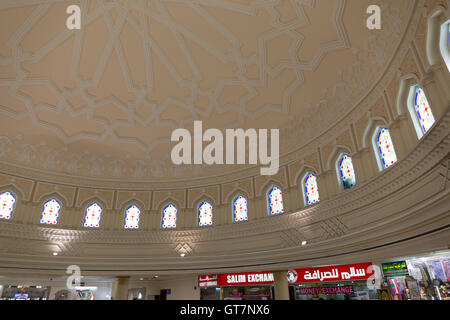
[287,263,374,284]
[199,272,274,287]
[381,261,409,277]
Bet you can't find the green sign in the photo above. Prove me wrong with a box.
[382,261,409,277]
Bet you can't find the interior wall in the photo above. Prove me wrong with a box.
[155,276,200,300]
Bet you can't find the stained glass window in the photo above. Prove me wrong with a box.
[162,204,177,229]
[304,174,320,205]
[414,87,435,134]
[268,186,284,215]
[377,128,397,169]
[233,195,248,222]
[198,201,213,226]
[40,199,61,225]
[339,155,356,190]
[442,21,450,72]
[0,191,16,220]
[124,204,140,229]
[84,203,102,228]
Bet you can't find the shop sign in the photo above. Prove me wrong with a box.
[287,262,374,284]
[199,271,274,287]
[198,275,218,287]
[382,261,409,277]
[296,285,354,295]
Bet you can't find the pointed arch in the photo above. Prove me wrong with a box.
[266,185,284,216]
[361,117,389,149]
[396,73,421,117]
[124,204,141,229]
[373,127,398,170]
[80,196,107,228]
[439,18,450,72]
[232,194,249,222]
[408,85,436,138]
[258,178,285,198]
[337,154,357,190]
[326,145,353,172]
[425,6,450,70]
[197,200,213,227]
[40,198,62,225]
[292,164,319,188]
[161,202,178,229]
[0,184,25,201]
[83,203,103,228]
[0,190,17,220]
[302,172,320,206]
[121,198,145,230]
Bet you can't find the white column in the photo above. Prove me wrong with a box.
[273,271,290,300]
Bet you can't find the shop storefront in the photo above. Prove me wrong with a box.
[0,286,49,300]
[199,271,274,300]
[381,251,450,300]
[287,262,379,300]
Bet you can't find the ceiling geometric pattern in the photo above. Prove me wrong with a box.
[0,0,412,182]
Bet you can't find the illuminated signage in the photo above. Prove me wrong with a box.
[287,263,374,284]
[381,261,409,277]
[199,272,274,287]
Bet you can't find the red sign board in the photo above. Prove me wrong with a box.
[199,271,274,287]
[287,263,374,284]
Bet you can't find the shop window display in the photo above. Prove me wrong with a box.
[381,252,450,300]
[1,286,49,300]
[200,287,221,301]
[222,286,272,301]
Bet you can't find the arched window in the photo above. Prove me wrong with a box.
[0,191,16,220]
[198,201,213,227]
[233,195,248,222]
[124,204,140,229]
[162,204,177,229]
[376,128,397,169]
[338,154,356,190]
[304,173,320,206]
[40,199,61,225]
[413,87,435,135]
[440,20,450,72]
[267,186,284,215]
[84,203,102,228]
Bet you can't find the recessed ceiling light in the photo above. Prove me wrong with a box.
[180,253,185,257]
[139,278,144,281]
[153,275,159,279]
[52,252,58,256]
[301,241,307,246]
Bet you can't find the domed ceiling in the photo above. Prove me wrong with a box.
[0,0,413,184]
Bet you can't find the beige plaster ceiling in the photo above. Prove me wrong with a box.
[0,0,413,182]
